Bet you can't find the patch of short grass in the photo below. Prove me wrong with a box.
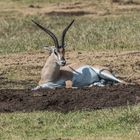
[0,14,140,54]
[0,105,140,140]
[0,0,140,54]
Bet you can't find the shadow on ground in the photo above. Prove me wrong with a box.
[0,84,140,113]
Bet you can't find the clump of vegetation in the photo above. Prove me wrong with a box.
[1,106,140,140]
[0,14,140,54]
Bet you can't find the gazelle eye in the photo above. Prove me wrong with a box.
[54,51,58,56]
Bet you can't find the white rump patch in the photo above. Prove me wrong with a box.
[72,65,100,87]
[32,65,123,90]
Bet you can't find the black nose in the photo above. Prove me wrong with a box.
[62,60,66,66]
[61,57,66,66]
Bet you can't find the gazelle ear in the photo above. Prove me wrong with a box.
[43,46,51,51]
[44,46,56,54]
[43,46,53,55]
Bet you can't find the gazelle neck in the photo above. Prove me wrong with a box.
[39,54,61,85]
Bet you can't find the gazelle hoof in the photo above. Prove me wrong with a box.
[31,86,41,91]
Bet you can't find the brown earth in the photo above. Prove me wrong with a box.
[0,50,140,89]
[0,51,139,113]
[0,84,140,113]
[0,0,140,17]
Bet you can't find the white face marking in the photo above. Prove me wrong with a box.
[53,48,61,62]
[52,48,65,66]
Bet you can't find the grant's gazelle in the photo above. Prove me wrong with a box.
[32,20,126,90]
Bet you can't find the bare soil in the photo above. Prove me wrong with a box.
[0,0,140,17]
[0,84,139,113]
[0,51,139,113]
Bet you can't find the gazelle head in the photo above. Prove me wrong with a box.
[32,20,74,66]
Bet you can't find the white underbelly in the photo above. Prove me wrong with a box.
[33,65,121,90]
[72,65,100,87]
[39,79,65,89]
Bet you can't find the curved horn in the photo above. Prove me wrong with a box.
[61,20,74,47]
[32,20,59,48]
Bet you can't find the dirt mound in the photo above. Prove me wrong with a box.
[46,11,92,16]
[0,84,139,113]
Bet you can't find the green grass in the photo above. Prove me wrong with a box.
[0,14,140,54]
[1,105,140,140]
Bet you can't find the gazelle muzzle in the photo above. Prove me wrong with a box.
[59,57,66,66]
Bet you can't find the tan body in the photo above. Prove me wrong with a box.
[33,52,125,90]
[39,53,61,85]
[32,20,126,90]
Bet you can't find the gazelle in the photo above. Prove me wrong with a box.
[32,20,126,90]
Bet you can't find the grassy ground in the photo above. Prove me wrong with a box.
[0,0,140,54]
[1,105,140,140]
[0,14,140,54]
[0,0,140,140]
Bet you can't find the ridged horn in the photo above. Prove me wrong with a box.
[61,20,74,47]
[32,20,59,48]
